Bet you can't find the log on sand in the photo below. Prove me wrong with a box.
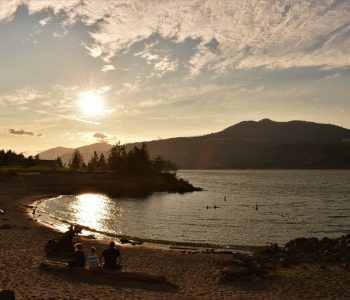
[40,261,178,289]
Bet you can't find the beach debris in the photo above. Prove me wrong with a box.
[0,209,4,215]
[0,289,16,300]
[44,225,82,257]
[0,224,13,229]
[120,238,143,245]
[206,205,219,209]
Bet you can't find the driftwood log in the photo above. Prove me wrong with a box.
[40,260,178,289]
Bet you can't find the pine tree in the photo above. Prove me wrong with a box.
[56,156,63,168]
[69,150,83,170]
[108,142,127,171]
[98,153,107,170]
[88,151,99,171]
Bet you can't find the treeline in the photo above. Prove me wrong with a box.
[68,143,177,173]
[0,149,45,166]
[1,143,178,174]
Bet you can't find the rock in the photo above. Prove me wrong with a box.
[221,265,248,280]
[0,289,15,300]
[0,224,13,229]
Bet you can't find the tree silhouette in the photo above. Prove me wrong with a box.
[108,142,127,171]
[88,151,99,171]
[126,143,151,174]
[69,150,83,170]
[98,153,107,170]
[56,156,63,168]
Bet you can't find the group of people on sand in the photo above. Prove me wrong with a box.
[69,241,122,270]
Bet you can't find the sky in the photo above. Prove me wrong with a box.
[0,0,350,155]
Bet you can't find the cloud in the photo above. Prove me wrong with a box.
[101,64,115,72]
[3,1,350,76]
[0,89,43,106]
[323,72,342,80]
[39,16,52,26]
[93,132,107,141]
[92,132,116,143]
[138,99,163,108]
[8,129,34,136]
[135,44,178,77]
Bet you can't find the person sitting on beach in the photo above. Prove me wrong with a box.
[87,247,100,270]
[68,243,85,267]
[101,241,122,270]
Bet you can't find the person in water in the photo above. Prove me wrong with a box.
[87,247,100,270]
[101,241,122,270]
[69,243,85,267]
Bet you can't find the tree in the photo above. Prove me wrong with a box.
[69,150,83,170]
[127,143,151,174]
[98,153,107,170]
[108,142,127,171]
[56,156,63,168]
[88,151,99,171]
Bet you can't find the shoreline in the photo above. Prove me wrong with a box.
[1,174,350,299]
[30,195,260,254]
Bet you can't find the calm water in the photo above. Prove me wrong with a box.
[36,170,350,248]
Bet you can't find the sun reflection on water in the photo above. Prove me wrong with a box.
[72,193,108,231]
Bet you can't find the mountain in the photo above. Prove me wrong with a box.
[38,146,74,160]
[39,119,350,169]
[39,143,112,165]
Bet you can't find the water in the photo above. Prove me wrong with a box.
[35,170,350,248]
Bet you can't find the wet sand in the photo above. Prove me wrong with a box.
[0,173,349,299]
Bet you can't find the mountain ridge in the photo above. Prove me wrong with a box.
[39,119,350,169]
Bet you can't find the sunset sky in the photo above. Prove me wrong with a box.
[1,0,350,154]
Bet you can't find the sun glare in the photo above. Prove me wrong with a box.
[77,90,105,116]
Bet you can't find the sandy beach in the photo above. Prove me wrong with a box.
[0,174,350,299]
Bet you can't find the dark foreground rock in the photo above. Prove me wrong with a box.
[218,234,350,282]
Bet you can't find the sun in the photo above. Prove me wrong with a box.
[77,90,105,116]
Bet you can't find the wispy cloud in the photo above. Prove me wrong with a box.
[323,72,342,80]
[3,1,350,77]
[101,64,115,72]
[0,89,43,106]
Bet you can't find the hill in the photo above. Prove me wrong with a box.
[38,146,74,160]
[39,119,350,169]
